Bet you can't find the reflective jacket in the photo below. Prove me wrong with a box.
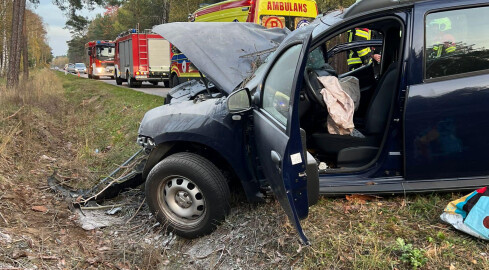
[347,28,373,71]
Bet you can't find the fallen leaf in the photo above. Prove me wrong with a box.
[345,194,380,204]
[87,257,99,265]
[32,205,48,213]
[12,250,28,259]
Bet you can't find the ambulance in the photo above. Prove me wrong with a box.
[169,0,318,87]
[190,0,318,29]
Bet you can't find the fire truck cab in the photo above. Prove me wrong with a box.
[114,29,172,88]
[85,40,116,79]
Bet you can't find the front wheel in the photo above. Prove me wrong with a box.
[115,70,122,85]
[171,75,179,88]
[145,152,231,238]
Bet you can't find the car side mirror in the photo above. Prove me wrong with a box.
[227,88,251,113]
[252,91,260,107]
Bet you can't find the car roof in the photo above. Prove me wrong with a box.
[342,0,423,19]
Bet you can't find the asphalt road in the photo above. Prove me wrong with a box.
[64,71,170,98]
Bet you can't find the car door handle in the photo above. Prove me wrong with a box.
[271,150,281,166]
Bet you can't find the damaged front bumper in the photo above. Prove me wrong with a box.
[137,135,155,153]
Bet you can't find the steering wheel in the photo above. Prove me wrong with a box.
[304,67,340,109]
[304,69,325,107]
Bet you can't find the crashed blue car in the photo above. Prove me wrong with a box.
[137,0,489,244]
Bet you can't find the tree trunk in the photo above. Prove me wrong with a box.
[162,0,170,24]
[22,14,28,79]
[6,0,26,88]
[1,0,9,77]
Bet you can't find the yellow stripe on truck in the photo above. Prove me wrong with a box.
[257,0,317,19]
[195,7,249,22]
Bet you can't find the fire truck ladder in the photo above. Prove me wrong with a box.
[138,30,150,74]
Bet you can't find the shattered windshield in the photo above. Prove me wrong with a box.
[243,51,276,91]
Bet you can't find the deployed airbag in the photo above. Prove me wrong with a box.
[318,76,356,135]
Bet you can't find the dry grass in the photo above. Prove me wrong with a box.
[0,70,68,181]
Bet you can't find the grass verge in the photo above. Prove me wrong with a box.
[1,70,489,269]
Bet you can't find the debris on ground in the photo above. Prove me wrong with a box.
[75,208,124,230]
[441,187,489,240]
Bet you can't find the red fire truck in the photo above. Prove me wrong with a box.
[85,40,116,79]
[114,29,172,88]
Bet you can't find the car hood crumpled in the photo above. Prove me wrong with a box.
[152,22,290,94]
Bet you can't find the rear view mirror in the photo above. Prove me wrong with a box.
[227,88,251,113]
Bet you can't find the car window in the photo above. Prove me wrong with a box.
[425,6,489,79]
[322,29,382,75]
[262,44,303,126]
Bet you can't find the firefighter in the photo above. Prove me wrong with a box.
[427,17,456,59]
[346,28,382,72]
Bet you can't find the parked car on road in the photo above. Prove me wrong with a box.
[66,63,76,74]
[74,63,87,74]
[138,0,489,244]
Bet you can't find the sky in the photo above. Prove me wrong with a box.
[34,0,105,57]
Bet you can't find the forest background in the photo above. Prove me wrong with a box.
[0,0,355,77]
[63,0,356,64]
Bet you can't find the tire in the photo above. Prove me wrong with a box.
[145,152,231,238]
[115,70,122,85]
[110,76,115,80]
[151,81,159,86]
[128,75,137,88]
[115,76,123,85]
[163,80,169,88]
[171,75,179,88]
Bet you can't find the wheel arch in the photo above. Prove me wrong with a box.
[143,140,262,202]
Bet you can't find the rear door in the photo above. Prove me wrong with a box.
[148,38,171,73]
[405,2,489,181]
[253,40,312,244]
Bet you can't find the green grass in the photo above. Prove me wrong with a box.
[294,194,489,269]
[55,72,164,181]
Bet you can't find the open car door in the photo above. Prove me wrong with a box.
[253,40,313,244]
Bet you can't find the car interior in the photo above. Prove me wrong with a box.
[298,18,404,171]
